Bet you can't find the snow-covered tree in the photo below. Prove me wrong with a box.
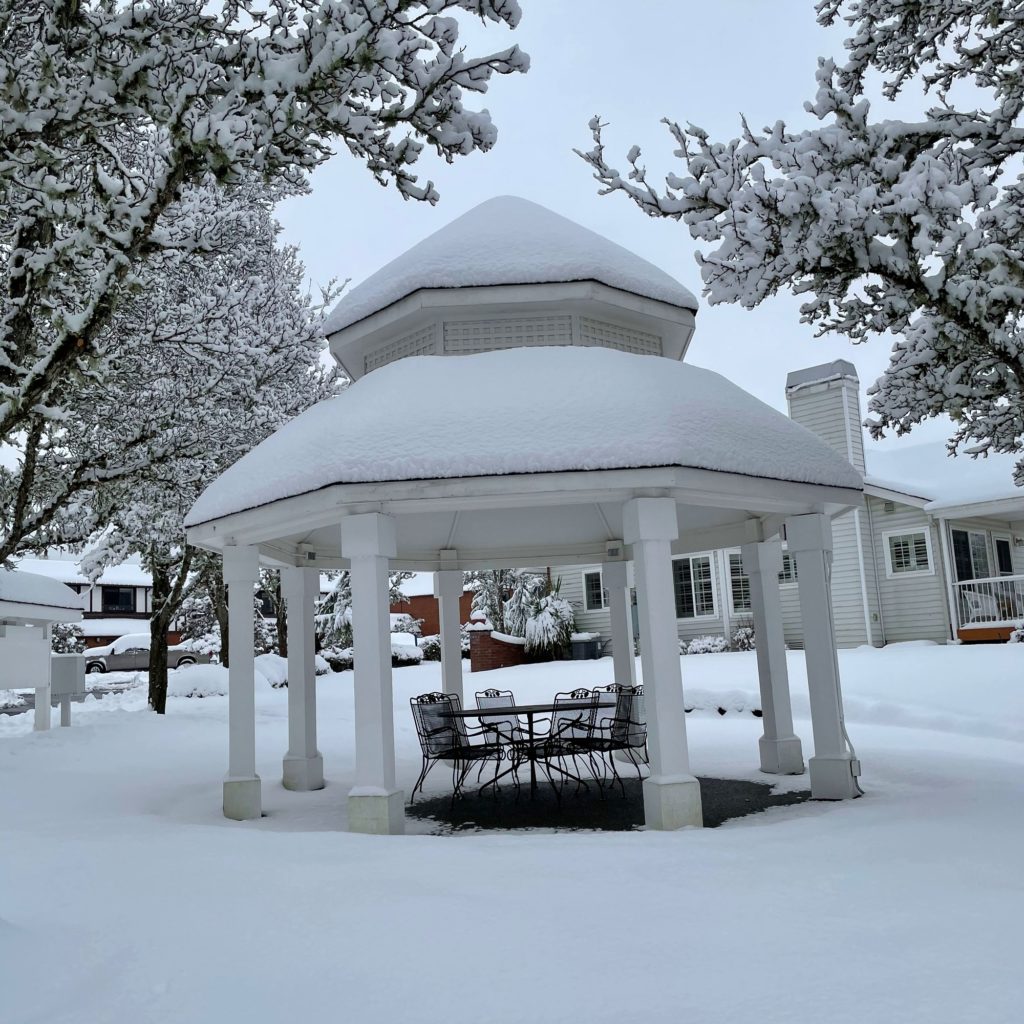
[580,0,1024,484]
[0,1,529,561]
[523,581,574,657]
[82,183,338,713]
[50,622,84,655]
[316,569,413,649]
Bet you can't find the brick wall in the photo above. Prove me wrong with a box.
[469,630,526,672]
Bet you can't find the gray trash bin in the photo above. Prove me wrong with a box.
[570,637,601,660]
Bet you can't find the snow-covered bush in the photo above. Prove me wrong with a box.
[0,690,26,710]
[524,590,575,658]
[392,642,424,668]
[255,654,289,689]
[684,635,729,656]
[51,622,84,654]
[420,634,442,661]
[730,623,756,652]
[1009,623,1024,644]
[321,647,354,673]
[391,614,423,637]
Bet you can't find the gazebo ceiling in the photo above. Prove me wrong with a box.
[185,348,863,570]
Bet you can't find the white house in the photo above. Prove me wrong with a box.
[186,196,865,834]
[564,359,1024,649]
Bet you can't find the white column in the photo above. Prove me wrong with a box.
[786,514,860,800]
[740,540,804,775]
[341,513,404,835]
[433,559,464,703]
[623,498,703,830]
[222,544,262,821]
[34,624,52,731]
[603,555,636,689]
[281,566,324,791]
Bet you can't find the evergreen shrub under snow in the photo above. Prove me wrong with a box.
[682,635,730,655]
[1010,623,1024,644]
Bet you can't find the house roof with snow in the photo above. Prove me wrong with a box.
[186,346,863,529]
[13,556,152,589]
[0,568,85,621]
[864,443,1023,520]
[323,196,698,336]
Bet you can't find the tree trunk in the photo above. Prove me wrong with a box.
[212,577,229,668]
[275,575,288,658]
[148,563,172,714]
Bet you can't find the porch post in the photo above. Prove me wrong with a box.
[623,498,703,830]
[223,544,262,820]
[785,514,860,799]
[603,553,636,689]
[433,554,464,703]
[740,540,804,775]
[341,513,404,835]
[33,624,52,732]
[281,566,324,791]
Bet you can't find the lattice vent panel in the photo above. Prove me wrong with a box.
[579,316,662,356]
[443,315,573,354]
[364,324,438,373]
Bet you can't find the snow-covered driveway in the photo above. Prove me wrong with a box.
[2,644,1021,1023]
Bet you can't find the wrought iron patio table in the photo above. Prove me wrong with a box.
[443,700,615,797]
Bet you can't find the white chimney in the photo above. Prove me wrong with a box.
[785,359,865,473]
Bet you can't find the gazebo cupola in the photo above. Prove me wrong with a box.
[323,196,699,381]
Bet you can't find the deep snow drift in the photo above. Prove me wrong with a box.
[1,643,1021,1024]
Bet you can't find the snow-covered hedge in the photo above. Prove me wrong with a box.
[419,631,471,661]
[682,635,730,655]
[319,642,423,672]
[0,689,27,710]
[730,625,756,652]
[1009,622,1024,644]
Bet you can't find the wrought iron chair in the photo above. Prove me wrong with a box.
[535,688,601,792]
[473,688,526,792]
[409,692,502,803]
[575,684,648,794]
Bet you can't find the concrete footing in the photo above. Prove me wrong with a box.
[642,774,703,830]
[282,754,325,792]
[223,776,262,820]
[348,789,405,835]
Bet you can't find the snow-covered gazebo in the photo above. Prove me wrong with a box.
[186,197,864,834]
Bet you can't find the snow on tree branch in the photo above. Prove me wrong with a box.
[578,0,1024,485]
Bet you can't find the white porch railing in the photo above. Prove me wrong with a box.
[953,575,1024,627]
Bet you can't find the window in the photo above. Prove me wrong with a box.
[951,528,991,582]
[995,537,1014,577]
[728,553,751,612]
[884,530,933,577]
[672,555,716,619]
[582,570,608,612]
[778,552,798,585]
[101,586,135,614]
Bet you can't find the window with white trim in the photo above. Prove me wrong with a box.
[672,554,716,619]
[778,552,798,585]
[728,552,751,612]
[582,570,608,612]
[884,529,933,577]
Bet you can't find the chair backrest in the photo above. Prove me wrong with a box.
[551,688,597,739]
[616,685,646,748]
[410,692,466,755]
[475,688,522,743]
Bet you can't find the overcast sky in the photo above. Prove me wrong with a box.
[276,0,952,456]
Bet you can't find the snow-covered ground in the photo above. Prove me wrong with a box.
[2,643,1021,1023]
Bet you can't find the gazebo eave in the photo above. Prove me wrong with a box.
[185,463,862,570]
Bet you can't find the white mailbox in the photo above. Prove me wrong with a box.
[0,568,85,731]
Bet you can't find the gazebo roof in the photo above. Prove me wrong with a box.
[186,347,862,530]
[321,196,699,336]
[0,568,85,620]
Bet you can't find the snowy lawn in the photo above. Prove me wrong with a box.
[1,644,1021,1023]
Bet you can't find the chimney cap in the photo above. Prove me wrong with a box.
[786,359,859,393]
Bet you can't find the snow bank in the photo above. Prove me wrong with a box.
[187,347,863,526]
[255,653,288,688]
[322,196,698,334]
[166,664,276,699]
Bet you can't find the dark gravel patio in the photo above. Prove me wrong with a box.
[407,775,811,833]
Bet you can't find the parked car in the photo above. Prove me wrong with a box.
[84,633,210,674]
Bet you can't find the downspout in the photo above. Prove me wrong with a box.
[842,387,875,646]
[935,516,959,641]
[863,497,887,645]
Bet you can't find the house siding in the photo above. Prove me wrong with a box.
[866,496,951,643]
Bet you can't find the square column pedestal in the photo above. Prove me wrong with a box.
[623,498,703,830]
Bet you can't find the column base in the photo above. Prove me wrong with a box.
[282,753,324,792]
[809,755,860,800]
[223,776,262,820]
[347,788,405,835]
[642,774,703,830]
[759,735,805,775]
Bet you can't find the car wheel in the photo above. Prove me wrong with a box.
[175,657,196,668]
[86,662,106,674]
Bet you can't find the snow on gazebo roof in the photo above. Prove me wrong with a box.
[0,568,85,616]
[186,347,862,528]
[321,196,699,334]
